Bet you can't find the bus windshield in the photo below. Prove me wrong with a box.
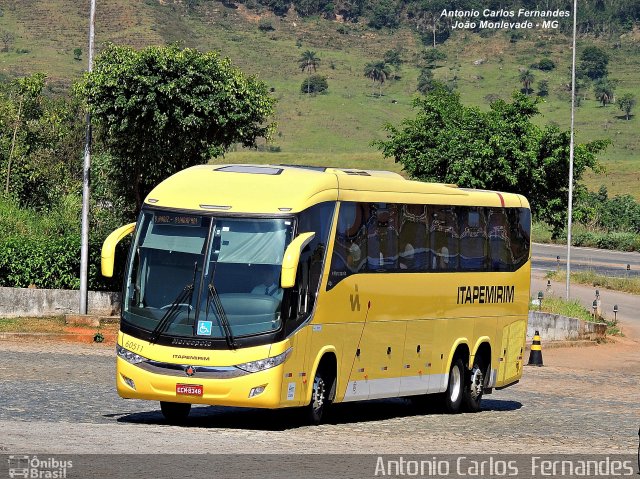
[123,210,294,341]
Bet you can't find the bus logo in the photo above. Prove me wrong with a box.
[350,285,361,312]
[185,366,196,377]
[7,456,29,479]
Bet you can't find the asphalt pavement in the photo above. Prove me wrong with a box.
[532,242,640,277]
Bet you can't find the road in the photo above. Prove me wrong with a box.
[532,243,640,277]
[0,339,638,459]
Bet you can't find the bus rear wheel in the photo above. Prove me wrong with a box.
[442,357,464,413]
[160,401,191,423]
[463,357,486,412]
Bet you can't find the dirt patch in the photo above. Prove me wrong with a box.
[539,335,640,373]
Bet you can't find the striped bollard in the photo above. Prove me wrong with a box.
[527,330,543,366]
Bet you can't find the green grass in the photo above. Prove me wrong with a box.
[0,316,66,333]
[531,222,640,251]
[533,296,621,336]
[546,269,640,295]
[0,1,638,197]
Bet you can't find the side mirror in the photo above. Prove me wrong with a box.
[280,232,316,288]
[101,222,136,278]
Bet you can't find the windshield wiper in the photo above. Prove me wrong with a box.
[149,262,198,343]
[206,283,237,349]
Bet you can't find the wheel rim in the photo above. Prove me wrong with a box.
[449,365,461,403]
[311,376,326,415]
[469,366,484,400]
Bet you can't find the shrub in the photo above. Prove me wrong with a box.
[0,197,126,291]
[535,58,555,71]
[258,19,274,31]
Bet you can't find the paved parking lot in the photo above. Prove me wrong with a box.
[0,338,638,455]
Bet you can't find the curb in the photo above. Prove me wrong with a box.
[65,314,120,327]
[524,339,599,350]
[0,332,117,342]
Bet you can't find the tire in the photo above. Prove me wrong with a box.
[160,401,191,423]
[442,357,465,413]
[463,357,486,413]
[308,368,330,425]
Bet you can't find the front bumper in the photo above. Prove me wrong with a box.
[116,357,286,408]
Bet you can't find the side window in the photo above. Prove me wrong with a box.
[509,208,531,270]
[328,202,368,290]
[366,203,399,272]
[459,206,487,271]
[287,202,335,329]
[430,205,459,271]
[487,208,513,272]
[399,204,429,271]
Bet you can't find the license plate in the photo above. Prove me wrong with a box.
[176,384,203,396]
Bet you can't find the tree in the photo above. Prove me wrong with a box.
[375,87,609,236]
[298,50,320,74]
[579,46,609,80]
[0,73,84,207]
[383,48,403,71]
[594,78,615,106]
[368,0,399,29]
[298,50,320,94]
[537,79,549,97]
[76,44,275,213]
[364,61,391,97]
[0,31,13,52]
[3,73,45,196]
[519,69,535,95]
[618,92,636,120]
[73,48,82,61]
[422,49,446,69]
[416,69,435,94]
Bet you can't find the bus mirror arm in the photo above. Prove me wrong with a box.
[101,222,136,278]
[281,232,316,288]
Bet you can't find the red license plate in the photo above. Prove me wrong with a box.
[176,384,203,396]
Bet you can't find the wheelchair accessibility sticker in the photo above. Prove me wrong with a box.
[197,320,213,336]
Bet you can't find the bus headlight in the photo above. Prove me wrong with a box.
[235,348,292,373]
[116,344,148,365]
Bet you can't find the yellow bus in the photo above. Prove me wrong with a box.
[102,164,531,424]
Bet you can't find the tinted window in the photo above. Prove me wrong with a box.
[327,201,530,289]
[430,206,459,271]
[399,204,429,271]
[286,202,335,331]
[328,202,368,289]
[366,203,399,271]
[487,208,513,272]
[459,206,488,271]
[509,208,531,270]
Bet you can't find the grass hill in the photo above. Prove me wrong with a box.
[0,0,638,198]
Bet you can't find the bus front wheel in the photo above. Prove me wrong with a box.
[160,401,191,423]
[308,368,329,425]
[442,357,464,413]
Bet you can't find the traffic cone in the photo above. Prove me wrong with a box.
[527,330,543,366]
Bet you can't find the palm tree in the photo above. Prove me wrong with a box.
[519,69,535,95]
[298,51,320,94]
[364,61,391,97]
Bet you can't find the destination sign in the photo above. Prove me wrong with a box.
[154,213,201,227]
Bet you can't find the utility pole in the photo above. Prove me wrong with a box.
[566,0,577,300]
[80,0,96,315]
